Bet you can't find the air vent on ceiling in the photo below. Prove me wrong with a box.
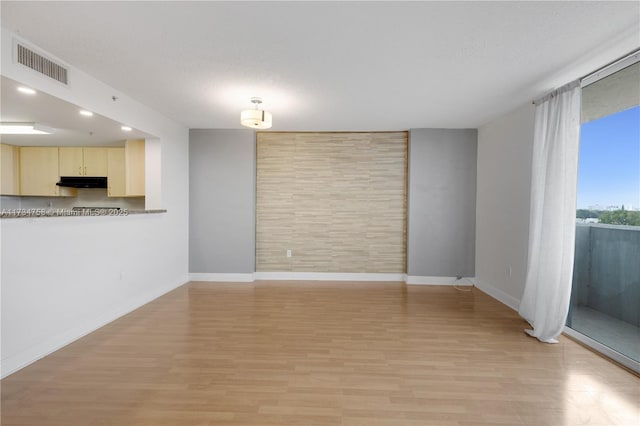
[15,43,68,85]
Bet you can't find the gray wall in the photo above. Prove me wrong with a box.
[189,129,255,273]
[407,128,477,277]
[475,103,535,306]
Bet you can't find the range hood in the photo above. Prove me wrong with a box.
[56,176,108,188]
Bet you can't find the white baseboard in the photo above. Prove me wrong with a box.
[406,276,475,286]
[473,279,520,311]
[189,273,480,286]
[1,275,188,379]
[254,272,406,282]
[189,273,255,282]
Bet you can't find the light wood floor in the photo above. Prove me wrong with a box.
[2,281,639,426]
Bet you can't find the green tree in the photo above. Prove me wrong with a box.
[598,210,640,226]
[576,209,598,219]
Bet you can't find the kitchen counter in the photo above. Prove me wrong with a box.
[0,208,167,219]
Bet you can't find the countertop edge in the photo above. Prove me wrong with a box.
[0,209,167,219]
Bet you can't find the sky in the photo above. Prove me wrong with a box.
[576,105,640,210]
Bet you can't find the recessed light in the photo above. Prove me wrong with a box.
[121,126,132,132]
[79,110,94,117]
[17,86,36,95]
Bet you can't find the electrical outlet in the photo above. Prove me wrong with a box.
[287,249,292,258]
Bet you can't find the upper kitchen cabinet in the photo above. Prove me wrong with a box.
[20,147,74,196]
[1,143,21,195]
[59,147,108,177]
[58,147,82,176]
[84,148,108,176]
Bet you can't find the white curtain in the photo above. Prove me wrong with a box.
[519,81,581,343]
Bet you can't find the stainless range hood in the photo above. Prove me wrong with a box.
[56,176,107,188]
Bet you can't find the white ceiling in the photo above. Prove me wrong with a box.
[1,1,639,131]
[0,76,153,146]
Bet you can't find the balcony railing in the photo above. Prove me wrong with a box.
[569,223,640,363]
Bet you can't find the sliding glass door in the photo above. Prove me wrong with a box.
[567,53,640,372]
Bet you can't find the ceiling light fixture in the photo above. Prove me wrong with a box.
[0,122,54,134]
[121,126,132,131]
[17,86,36,95]
[240,97,272,129]
[79,110,94,117]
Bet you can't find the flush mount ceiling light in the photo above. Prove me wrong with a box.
[0,122,54,134]
[240,97,272,130]
[121,125,132,131]
[79,110,94,117]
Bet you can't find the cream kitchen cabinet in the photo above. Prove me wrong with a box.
[106,140,145,197]
[1,143,21,195]
[20,147,74,196]
[107,147,126,197]
[125,139,145,197]
[59,147,108,177]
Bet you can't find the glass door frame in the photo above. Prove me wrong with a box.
[564,49,640,374]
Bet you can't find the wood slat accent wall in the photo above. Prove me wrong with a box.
[256,132,407,273]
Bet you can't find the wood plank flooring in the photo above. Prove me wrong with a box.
[2,281,639,425]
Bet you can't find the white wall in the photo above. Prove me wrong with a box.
[473,35,640,310]
[0,29,189,377]
[475,103,535,310]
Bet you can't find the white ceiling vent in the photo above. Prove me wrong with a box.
[15,42,68,85]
